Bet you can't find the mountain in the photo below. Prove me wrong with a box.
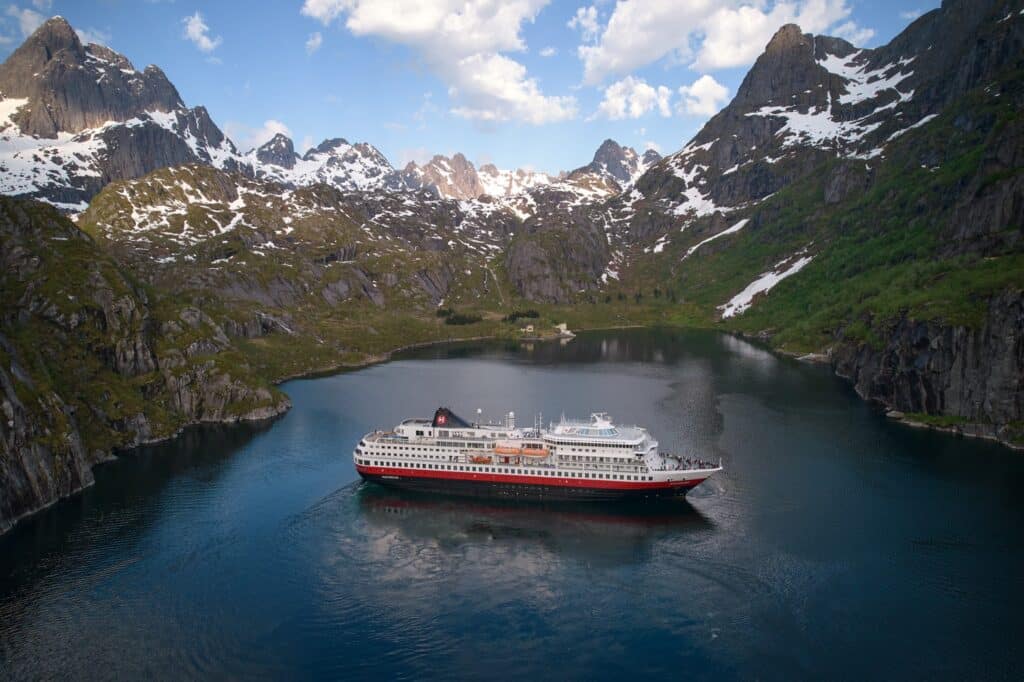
[0,17,246,211]
[478,163,559,198]
[604,0,1023,439]
[571,139,661,187]
[254,133,298,169]
[402,153,486,200]
[401,152,557,200]
[247,136,404,192]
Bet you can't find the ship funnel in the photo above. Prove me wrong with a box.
[507,411,516,429]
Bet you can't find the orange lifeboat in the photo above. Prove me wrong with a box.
[494,443,550,457]
[470,455,492,464]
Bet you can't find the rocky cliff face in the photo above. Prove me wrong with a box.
[0,196,289,534]
[0,17,182,137]
[832,290,1024,444]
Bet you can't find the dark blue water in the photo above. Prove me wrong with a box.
[2,329,1022,680]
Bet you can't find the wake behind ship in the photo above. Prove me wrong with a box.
[353,407,721,502]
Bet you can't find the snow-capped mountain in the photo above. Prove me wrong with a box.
[477,163,558,198]
[401,152,558,200]
[248,135,403,193]
[624,2,1019,235]
[0,17,245,210]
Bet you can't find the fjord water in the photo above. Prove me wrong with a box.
[1,330,1022,679]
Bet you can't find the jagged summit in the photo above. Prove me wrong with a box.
[255,133,298,169]
[401,152,557,200]
[0,15,182,137]
[571,139,659,187]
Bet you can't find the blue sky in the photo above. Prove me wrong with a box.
[0,1,939,173]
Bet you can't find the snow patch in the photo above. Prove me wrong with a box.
[683,218,749,259]
[719,250,814,318]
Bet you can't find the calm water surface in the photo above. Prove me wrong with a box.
[1,329,1022,680]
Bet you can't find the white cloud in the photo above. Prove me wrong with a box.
[831,20,874,46]
[301,135,314,153]
[224,119,291,153]
[182,11,221,53]
[578,0,875,83]
[676,74,728,116]
[539,45,557,57]
[6,5,45,37]
[568,6,599,42]
[592,76,671,120]
[305,31,323,54]
[75,27,111,46]
[899,9,923,21]
[644,140,661,152]
[300,0,576,125]
[30,0,50,9]
[449,52,577,124]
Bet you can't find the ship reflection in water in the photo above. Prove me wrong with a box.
[355,484,714,566]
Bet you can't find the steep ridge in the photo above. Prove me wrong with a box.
[0,196,289,533]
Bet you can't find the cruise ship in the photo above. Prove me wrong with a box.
[353,407,722,501]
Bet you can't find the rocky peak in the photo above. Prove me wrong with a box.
[26,16,81,56]
[0,15,183,137]
[255,133,298,169]
[402,152,486,200]
[571,139,654,188]
[641,148,662,166]
[304,137,350,158]
[764,23,808,54]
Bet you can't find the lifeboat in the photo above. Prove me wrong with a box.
[470,455,493,464]
[494,443,550,457]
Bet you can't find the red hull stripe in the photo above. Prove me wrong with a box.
[355,464,705,490]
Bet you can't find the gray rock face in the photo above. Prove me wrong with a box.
[832,290,1024,442]
[0,336,94,536]
[505,193,610,303]
[256,133,299,169]
[0,17,182,137]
